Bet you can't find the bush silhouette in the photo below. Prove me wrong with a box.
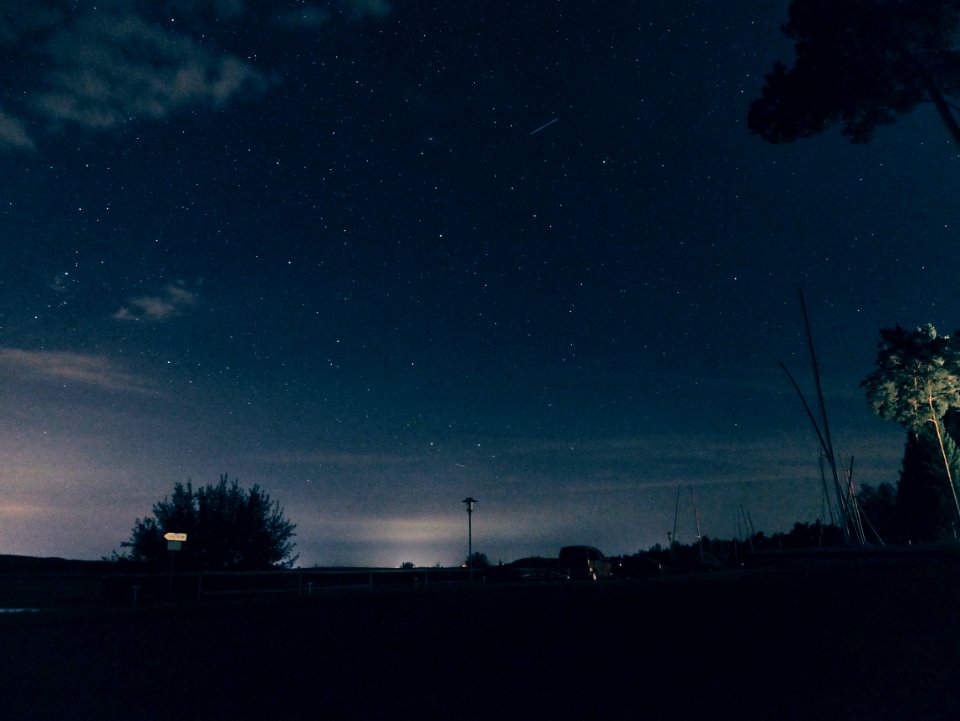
[120,474,297,570]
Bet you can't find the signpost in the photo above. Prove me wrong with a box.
[164,532,187,551]
[164,532,187,599]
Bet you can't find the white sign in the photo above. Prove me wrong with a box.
[164,532,188,542]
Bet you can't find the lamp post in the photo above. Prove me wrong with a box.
[462,497,477,573]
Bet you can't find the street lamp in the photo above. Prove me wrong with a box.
[462,497,477,568]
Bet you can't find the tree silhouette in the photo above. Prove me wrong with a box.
[121,475,298,569]
[896,430,960,541]
[748,0,960,145]
[856,482,898,543]
[465,551,490,569]
[861,324,960,528]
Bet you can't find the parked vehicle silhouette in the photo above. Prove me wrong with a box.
[558,545,611,581]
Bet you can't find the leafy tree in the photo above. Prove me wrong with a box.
[121,475,298,569]
[748,0,960,145]
[861,324,960,528]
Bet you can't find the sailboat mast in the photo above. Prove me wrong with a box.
[798,289,853,543]
[689,486,704,563]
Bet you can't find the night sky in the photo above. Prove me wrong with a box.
[1,0,956,567]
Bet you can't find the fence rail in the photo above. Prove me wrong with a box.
[103,566,482,605]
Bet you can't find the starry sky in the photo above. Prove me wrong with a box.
[1,0,957,567]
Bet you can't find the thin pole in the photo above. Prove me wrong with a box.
[672,486,681,542]
[817,451,838,528]
[780,362,844,524]
[670,485,681,563]
[462,497,477,579]
[839,456,866,545]
[689,487,704,563]
[467,507,473,582]
[740,505,755,551]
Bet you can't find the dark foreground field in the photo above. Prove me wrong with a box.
[3,557,960,720]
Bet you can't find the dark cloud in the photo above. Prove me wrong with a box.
[0,0,393,150]
[34,10,266,131]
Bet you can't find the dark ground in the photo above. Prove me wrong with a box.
[2,557,960,720]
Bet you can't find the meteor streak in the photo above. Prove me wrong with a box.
[529,117,558,135]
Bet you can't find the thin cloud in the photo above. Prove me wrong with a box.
[113,283,198,322]
[0,109,34,150]
[276,5,332,30]
[253,449,419,468]
[276,0,391,30]
[485,432,850,493]
[0,348,156,394]
[340,0,392,21]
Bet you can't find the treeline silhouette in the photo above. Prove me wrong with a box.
[624,520,847,571]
